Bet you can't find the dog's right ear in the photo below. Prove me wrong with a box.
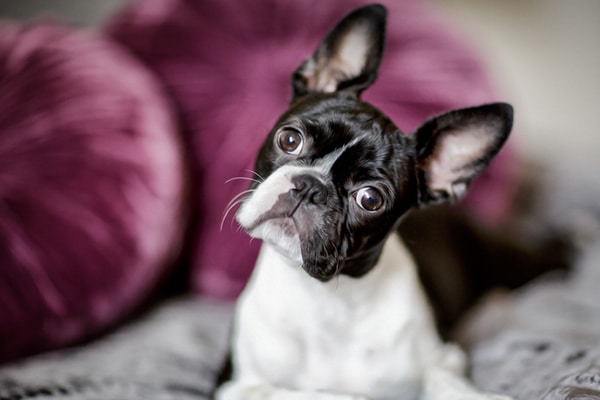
[412,103,514,207]
[291,4,386,102]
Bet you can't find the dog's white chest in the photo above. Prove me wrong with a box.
[230,236,449,400]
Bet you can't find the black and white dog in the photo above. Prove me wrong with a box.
[217,4,515,400]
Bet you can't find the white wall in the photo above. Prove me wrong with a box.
[432,0,600,175]
[0,0,127,27]
[2,0,599,175]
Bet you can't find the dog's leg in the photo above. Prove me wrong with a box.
[422,369,511,400]
[216,381,370,400]
[420,344,511,400]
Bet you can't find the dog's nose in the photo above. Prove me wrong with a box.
[291,174,328,205]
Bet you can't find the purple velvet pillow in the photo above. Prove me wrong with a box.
[0,21,187,362]
[108,0,516,299]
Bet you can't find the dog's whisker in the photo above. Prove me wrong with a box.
[221,194,250,224]
[333,274,341,290]
[228,202,248,230]
[221,190,255,231]
[220,199,247,232]
[224,189,254,211]
[246,169,265,183]
[226,176,262,185]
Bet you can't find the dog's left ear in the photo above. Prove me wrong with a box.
[291,4,386,102]
[413,103,513,206]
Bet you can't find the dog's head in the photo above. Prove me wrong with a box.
[236,4,513,282]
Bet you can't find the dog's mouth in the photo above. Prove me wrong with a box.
[245,193,304,236]
[236,167,349,280]
[305,270,336,282]
[242,191,345,278]
[250,213,298,239]
[238,190,312,262]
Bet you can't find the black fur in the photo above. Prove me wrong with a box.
[251,93,418,281]
[292,4,387,100]
[246,4,514,282]
[214,4,573,394]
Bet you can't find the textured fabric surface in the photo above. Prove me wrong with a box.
[470,242,600,399]
[108,0,517,300]
[1,241,600,400]
[0,298,233,400]
[0,20,187,363]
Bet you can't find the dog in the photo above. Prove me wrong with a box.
[216,4,516,400]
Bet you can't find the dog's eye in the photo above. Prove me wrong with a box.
[276,128,304,155]
[355,187,383,212]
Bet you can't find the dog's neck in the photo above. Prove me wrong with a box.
[248,235,430,316]
[234,233,446,399]
[340,241,387,279]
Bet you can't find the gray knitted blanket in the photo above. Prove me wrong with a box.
[0,300,233,400]
[469,242,600,399]
[1,243,600,400]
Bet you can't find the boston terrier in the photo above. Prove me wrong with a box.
[216,4,515,400]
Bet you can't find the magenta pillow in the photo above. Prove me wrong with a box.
[0,21,187,362]
[108,0,516,299]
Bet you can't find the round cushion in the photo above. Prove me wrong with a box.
[109,0,516,299]
[0,21,187,362]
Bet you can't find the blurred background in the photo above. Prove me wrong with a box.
[0,0,598,372]
[1,0,598,180]
[431,0,600,179]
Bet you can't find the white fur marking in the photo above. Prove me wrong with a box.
[218,236,511,399]
[237,139,357,237]
[218,234,512,399]
[236,166,296,230]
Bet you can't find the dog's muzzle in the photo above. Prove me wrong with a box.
[289,174,329,211]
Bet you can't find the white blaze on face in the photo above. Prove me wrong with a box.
[236,166,296,231]
[236,165,310,263]
[236,140,358,262]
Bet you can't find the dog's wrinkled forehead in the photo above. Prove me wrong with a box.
[261,94,414,191]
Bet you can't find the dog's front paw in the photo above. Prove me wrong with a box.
[463,390,512,400]
[424,393,511,400]
[483,395,511,400]
[422,367,514,400]
[444,392,512,400]
[315,391,370,400]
